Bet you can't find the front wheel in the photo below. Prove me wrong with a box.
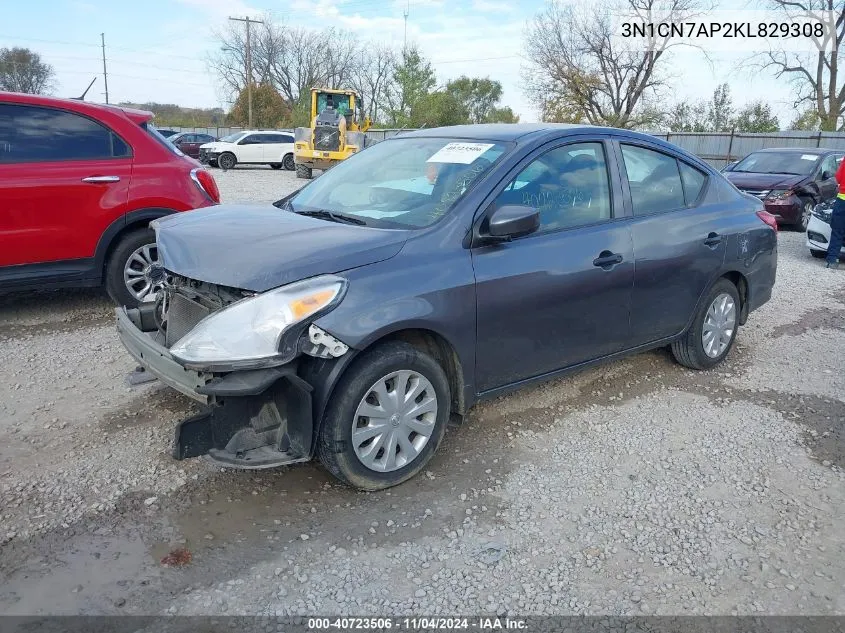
[317,341,451,490]
[295,163,313,179]
[796,198,814,231]
[218,152,237,170]
[671,279,740,370]
[811,249,827,259]
[283,153,295,171]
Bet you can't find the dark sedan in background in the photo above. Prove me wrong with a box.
[168,132,218,159]
[117,124,778,491]
[723,147,844,230]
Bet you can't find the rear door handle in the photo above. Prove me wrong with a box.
[593,251,624,268]
[82,175,120,183]
[704,232,722,248]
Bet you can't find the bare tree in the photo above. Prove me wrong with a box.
[0,47,55,95]
[349,45,398,123]
[758,0,845,131]
[522,0,702,128]
[209,18,362,111]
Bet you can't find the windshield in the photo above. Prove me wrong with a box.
[733,151,820,175]
[286,137,509,229]
[220,132,247,143]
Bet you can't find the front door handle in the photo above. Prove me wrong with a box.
[704,232,722,248]
[593,251,624,269]
[82,175,121,183]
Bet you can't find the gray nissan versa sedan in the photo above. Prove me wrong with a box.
[116,124,778,490]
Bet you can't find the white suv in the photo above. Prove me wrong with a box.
[199,130,295,171]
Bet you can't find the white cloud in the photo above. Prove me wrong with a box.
[472,0,515,13]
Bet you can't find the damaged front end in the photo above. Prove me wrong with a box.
[116,273,350,469]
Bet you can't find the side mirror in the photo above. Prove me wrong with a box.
[821,170,832,180]
[488,205,540,239]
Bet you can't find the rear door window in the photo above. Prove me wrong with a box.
[0,103,131,163]
[678,161,707,205]
[621,144,686,215]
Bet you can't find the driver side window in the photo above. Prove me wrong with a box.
[621,144,685,216]
[819,155,838,180]
[494,142,612,234]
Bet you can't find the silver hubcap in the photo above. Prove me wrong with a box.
[123,244,163,303]
[701,292,736,358]
[352,370,438,473]
[802,202,812,228]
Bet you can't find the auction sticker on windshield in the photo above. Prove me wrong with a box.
[801,154,819,161]
[427,142,495,164]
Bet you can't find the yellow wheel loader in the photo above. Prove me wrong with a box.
[293,88,371,179]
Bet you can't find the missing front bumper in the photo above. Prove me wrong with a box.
[116,307,316,469]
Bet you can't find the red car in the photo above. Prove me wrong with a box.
[0,92,220,307]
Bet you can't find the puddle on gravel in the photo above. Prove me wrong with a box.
[771,307,845,338]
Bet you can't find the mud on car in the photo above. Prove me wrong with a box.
[117,124,778,490]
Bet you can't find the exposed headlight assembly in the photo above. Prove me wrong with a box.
[766,189,793,201]
[170,275,347,371]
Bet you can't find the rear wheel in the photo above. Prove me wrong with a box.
[270,163,282,170]
[105,228,164,308]
[283,153,296,171]
[218,152,237,170]
[295,163,313,179]
[317,341,450,490]
[671,279,740,370]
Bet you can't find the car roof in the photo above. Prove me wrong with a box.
[750,147,836,154]
[396,123,684,147]
[0,91,154,123]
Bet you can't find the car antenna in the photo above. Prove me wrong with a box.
[72,77,97,101]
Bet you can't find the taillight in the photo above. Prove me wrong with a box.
[756,210,778,232]
[190,167,220,203]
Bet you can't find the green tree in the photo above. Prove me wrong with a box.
[487,106,520,123]
[0,47,54,94]
[789,107,821,131]
[444,76,502,123]
[386,46,436,127]
[228,83,292,128]
[733,102,779,132]
[706,83,734,132]
[409,92,468,128]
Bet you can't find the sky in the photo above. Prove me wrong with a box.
[0,0,811,127]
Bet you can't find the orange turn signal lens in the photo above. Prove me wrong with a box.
[289,289,336,320]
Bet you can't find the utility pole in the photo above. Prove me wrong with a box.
[229,16,264,128]
[100,33,109,104]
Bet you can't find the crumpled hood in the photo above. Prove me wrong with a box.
[725,172,805,191]
[153,205,409,292]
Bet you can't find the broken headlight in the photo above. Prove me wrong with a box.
[169,275,347,370]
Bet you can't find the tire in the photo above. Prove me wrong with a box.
[811,249,827,259]
[208,159,218,168]
[270,163,282,170]
[105,228,163,308]
[283,153,296,171]
[218,152,237,171]
[671,278,741,370]
[317,341,451,491]
[295,163,313,179]
[795,198,814,231]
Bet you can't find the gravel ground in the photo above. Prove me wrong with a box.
[0,167,843,616]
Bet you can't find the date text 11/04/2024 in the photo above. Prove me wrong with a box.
[307,617,528,630]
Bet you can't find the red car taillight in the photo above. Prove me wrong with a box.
[756,210,778,232]
[190,167,220,203]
